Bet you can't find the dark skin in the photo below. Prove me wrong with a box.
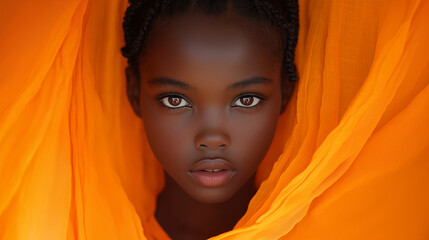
[127,11,289,240]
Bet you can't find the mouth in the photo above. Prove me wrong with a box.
[189,158,235,188]
[197,169,225,172]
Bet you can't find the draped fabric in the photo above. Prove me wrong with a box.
[0,0,428,239]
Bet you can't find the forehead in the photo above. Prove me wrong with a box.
[138,12,282,84]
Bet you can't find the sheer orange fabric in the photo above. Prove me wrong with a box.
[1,0,428,239]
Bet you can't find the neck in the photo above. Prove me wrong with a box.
[155,172,256,240]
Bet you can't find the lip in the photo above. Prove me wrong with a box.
[190,158,234,171]
[189,158,235,188]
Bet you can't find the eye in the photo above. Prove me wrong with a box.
[160,95,191,109]
[232,95,262,108]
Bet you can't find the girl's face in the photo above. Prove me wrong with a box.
[127,12,284,204]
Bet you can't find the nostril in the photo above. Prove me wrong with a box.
[198,143,227,150]
[195,133,230,150]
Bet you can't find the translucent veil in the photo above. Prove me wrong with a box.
[1,0,428,239]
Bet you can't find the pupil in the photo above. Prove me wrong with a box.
[240,97,253,106]
[168,97,181,106]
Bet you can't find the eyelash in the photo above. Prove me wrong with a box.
[232,93,265,110]
[155,92,265,110]
[156,92,192,111]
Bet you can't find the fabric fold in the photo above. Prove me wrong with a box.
[1,0,428,239]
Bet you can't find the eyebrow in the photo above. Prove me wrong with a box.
[227,77,273,90]
[148,76,272,90]
[148,77,193,90]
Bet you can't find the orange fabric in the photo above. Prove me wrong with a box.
[1,0,428,239]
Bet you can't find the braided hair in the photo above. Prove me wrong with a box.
[121,0,299,83]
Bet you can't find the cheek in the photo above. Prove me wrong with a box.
[140,99,193,170]
[230,100,281,173]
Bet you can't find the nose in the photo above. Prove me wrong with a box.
[195,132,230,150]
[194,107,230,150]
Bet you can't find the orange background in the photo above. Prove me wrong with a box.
[0,0,428,239]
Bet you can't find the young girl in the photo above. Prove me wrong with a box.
[121,0,299,239]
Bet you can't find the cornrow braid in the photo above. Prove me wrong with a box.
[286,0,299,82]
[121,0,299,82]
[122,0,145,60]
[254,0,299,82]
[122,0,170,63]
